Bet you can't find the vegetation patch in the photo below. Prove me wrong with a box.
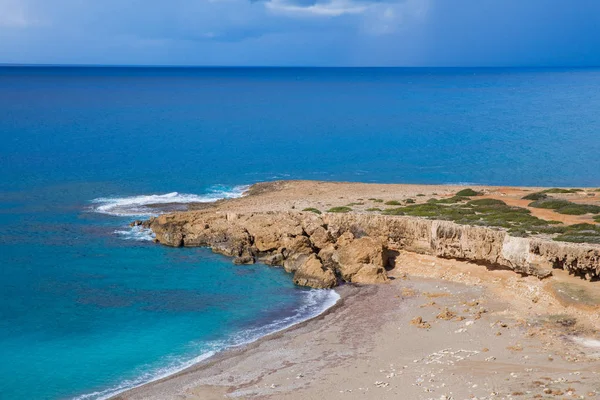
[542,188,583,194]
[382,198,566,238]
[416,194,425,197]
[346,202,364,206]
[405,198,415,204]
[369,198,384,203]
[594,215,600,223]
[327,206,352,213]
[385,200,402,206]
[429,195,469,204]
[455,188,482,197]
[468,198,506,206]
[366,207,382,212]
[553,223,600,244]
[302,207,322,214]
[529,198,600,215]
[522,192,548,201]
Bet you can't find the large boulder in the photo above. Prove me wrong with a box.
[293,254,337,289]
[334,237,389,284]
[309,226,333,250]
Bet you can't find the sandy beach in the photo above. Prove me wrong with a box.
[117,254,600,399]
[113,181,600,399]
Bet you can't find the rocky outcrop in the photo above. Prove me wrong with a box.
[145,211,600,288]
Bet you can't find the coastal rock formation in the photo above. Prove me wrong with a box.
[145,211,600,288]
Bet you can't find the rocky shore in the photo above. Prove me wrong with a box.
[144,197,600,289]
[120,181,600,400]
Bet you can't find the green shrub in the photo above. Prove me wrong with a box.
[327,206,352,213]
[529,199,600,215]
[554,223,600,244]
[508,228,530,238]
[302,207,321,214]
[467,198,506,206]
[382,198,569,237]
[528,199,572,209]
[385,200,402,206]
[456,188,481,197]
[346,202,364,206]
[405,198,415,204]
[522,192,548,201]
[594,215,600,223]
[556,204,600,215]
[366,207,382,212]
[434,196,469,204]
[542,188,583,194]
[369,198,384,203]
[416,194,425,197]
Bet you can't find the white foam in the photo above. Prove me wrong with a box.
[114,226,155,242]
[73,289,340,400]
[91,185,249,217]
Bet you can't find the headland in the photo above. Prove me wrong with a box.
[117,181,600,399]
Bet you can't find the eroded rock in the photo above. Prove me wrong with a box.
[146,210,600,289]
[293,254,337,289]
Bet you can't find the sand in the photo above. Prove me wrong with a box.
[115,182,600,399]
[116,257,600,400]
[198,180,600,226]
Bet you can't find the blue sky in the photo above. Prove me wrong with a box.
[1,0,599,66]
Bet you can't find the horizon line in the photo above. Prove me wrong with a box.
[1,64,600,69]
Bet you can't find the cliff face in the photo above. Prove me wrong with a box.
[146,211,600,288]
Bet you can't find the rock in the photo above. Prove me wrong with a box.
[318,244,338,271]
[233,255,255,265]
[146,209,600,288]
[261,252,284,266]
[350,263,389,284]
[283,253,310,274]
[130,220,143,227]
[336,231,355,246]
[436,308,457,320]
[293,254,337,289]
[334,236,389,284]
[410,316,431,329]
[279,235,312,258]
[309,226,332,250]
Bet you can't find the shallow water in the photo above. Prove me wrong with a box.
[1,67,599,399]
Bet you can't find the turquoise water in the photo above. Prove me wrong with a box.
[1,67,600,399]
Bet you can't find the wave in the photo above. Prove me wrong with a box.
[73,289,340,400]
[113,225,155,241]
[90,185,249,217]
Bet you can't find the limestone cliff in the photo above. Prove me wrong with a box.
[145,211,600,289]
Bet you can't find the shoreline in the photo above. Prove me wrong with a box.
[92,288,343,400]
[115,255,600,399]
[110,285,356,400]
[116,180,600,399]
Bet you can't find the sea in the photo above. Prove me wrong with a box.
[1,67,599,399]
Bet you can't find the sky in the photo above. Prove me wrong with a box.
[0,0,599,66]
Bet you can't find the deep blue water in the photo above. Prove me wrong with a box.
[1,67,599,399]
